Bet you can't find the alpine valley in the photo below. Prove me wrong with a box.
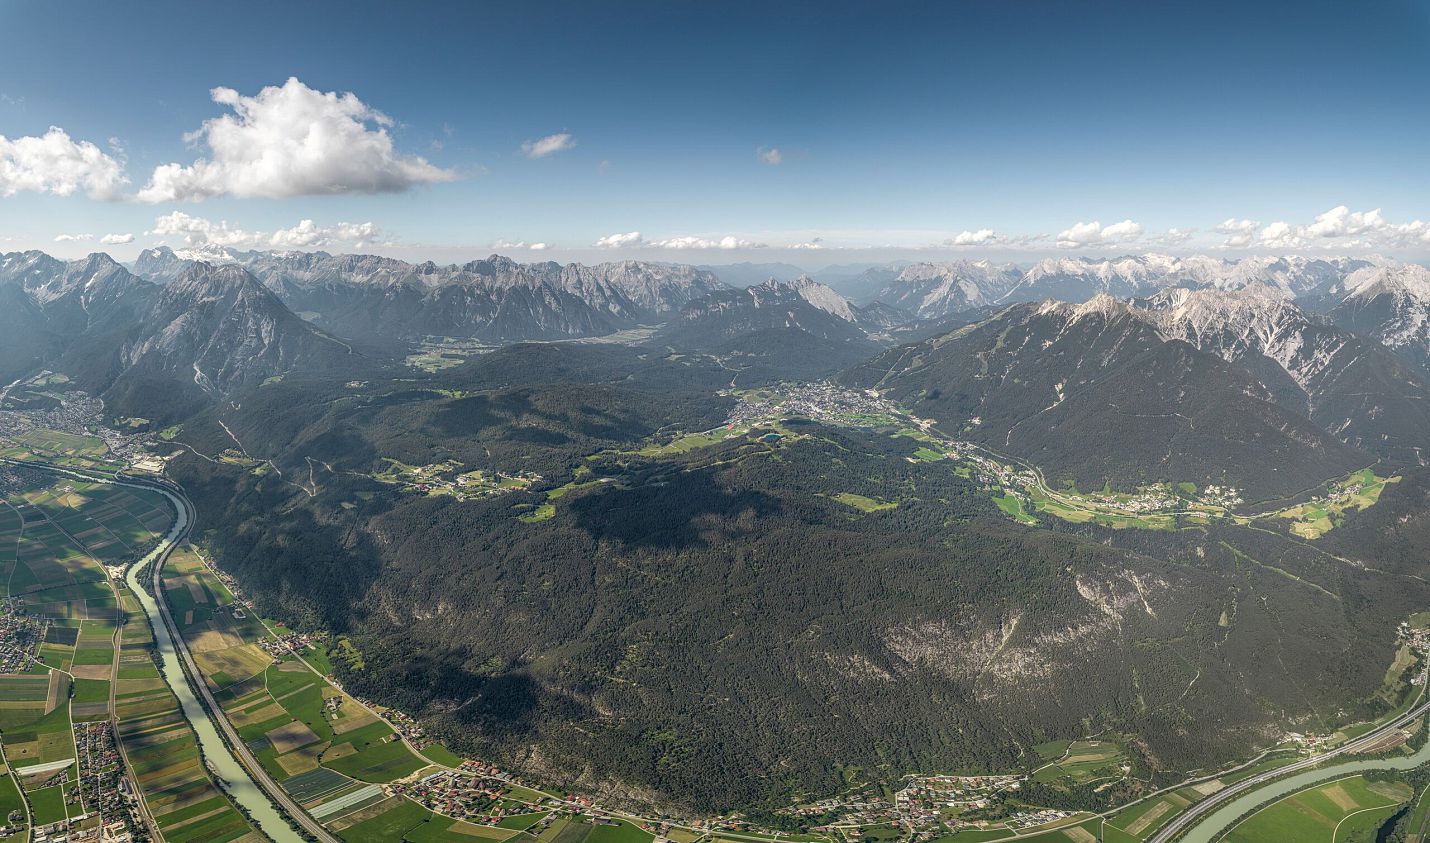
[8,245,1430,840]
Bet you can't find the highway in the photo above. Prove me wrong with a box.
[143,481,341,843]
[1147,695,1430,842]
[2,458,328,843]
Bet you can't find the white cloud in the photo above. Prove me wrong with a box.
[790,237,825,250]
[1257,221,1302,249]
[1305,205,1386,239]
[1151,227,1195,247]
[1385,220,1430,247]
[1056,219,1144,249]
[101,233,135,245]
[947,229,1002,246]
[520,132,576,159]
[756,146,783,166]
[137,78,455,203]
[650,235,766,250]
[1215,218,1261,248]
[1242,207,1430,251]
[491,239,549,251]
[593,231,766,250]
[54,233,93,242]
[594,231,644,249]
[149,211,382,250]
[0,127,127,199]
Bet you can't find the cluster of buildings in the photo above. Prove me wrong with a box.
[257,630,321,662]
[784,792,898,833]
[1083,488,1181,514]
[70,723,142,842]
[396,770,511,822]
[0,387,137,462]
[894,774,1023,820]
[1199,484,1242,508]
[31,818,136,843]
[0,597,47,673]
[1399,622,1430,687]
[377,459,542,501]
[382,708,436,750]
[723,382,901,431]
[1007,808,1077,829]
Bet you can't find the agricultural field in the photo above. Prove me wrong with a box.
[114,582,259,842]
[1262,469,1401,539]
[405,336,496,372]
[1031,739,1130,788]
[0,426,126,473]
[163,545,441,833]
[1223,774,1412,843]
[933,815,1101,843]
[1103,790,1197,840]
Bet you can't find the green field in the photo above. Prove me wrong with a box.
[1224,774,1412,842]
[832,492,897,512]
[1265,469,1400,539]
[1032,739,1128,787]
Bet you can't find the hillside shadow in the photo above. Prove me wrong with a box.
[567,468,781,549]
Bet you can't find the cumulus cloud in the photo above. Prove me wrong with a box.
[790,237,825,250]
[101,233,135,245]
[1229,206,1430,251]
[1215,218,1261,248]
[520,132,576,159]
[491,239,549,251]
[593,231,766,250]
[136,78,456,203]
[149,211,382,250]
[1056,219,1144,249]
[1257,220,1302,249]
[54,233,93,242]
[593,231,645,249]
[756,146,783,165]
[1305,205,1386,239]
[947,229,1002,246]
[0,127,127,199]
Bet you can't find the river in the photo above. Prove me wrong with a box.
[1176,737,1430,842]
[121,482,304,842]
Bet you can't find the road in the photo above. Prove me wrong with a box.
[143,479,340,843]
[1,458,328,843]
[1147,695,1430,842]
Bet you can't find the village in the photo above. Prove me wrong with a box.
[373,458,542,501]
[0,379,152,468]
[69,722,143,843]
[0,598,47,674]
[777,772,1080,842]
[723,382,901,431]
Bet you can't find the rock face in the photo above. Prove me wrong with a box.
[872,260,1023,319]
[116,263,355,401]
[842,295,1366,498]
[868,254,1381,321]
[1137,286,1430,464]
[663,276,873,346]
[0,252,361,419]
[134,247,727,343]
[1327,263,1430,376]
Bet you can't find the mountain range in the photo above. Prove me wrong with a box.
[8,244,1430,811]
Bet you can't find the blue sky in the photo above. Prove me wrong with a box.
[2,0,1428,265]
